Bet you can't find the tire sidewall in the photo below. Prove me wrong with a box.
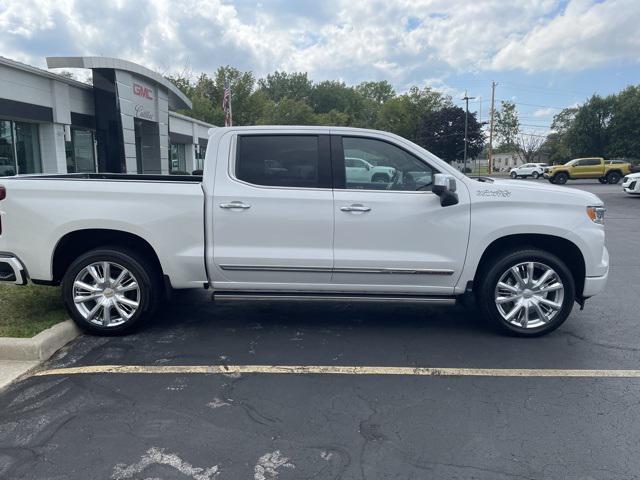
[555,173,568,184]
[532,171,539,179]
[62,249,156,335]
[607,172,621,184]
[478,249,576,337]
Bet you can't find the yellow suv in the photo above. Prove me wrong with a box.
[544,157,632,184]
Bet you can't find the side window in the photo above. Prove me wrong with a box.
[583,159,600,166]
[342,137,436,191]
[236,135,322,188]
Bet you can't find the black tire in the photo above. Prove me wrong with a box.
[598,177,607,184]
[532,171,540,179]
[372,173,390,183]
[606,171,621,184]
[554,172,568,185]
[62,247,162,335]
[476,248,576,337]
[510,172,518,179]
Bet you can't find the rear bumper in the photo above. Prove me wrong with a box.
[0,254,27,285]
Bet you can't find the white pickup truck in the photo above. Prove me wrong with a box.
[0,126,609,337]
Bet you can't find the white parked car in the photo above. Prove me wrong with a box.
[0,126,608,337]
[510,163,549,179]
[622,173,640,195]
[345,157,396,183]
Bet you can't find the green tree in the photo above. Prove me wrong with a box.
[259,97,317,125]
[565,94,613,158]
[376,87,449,142]
[257,71,313,103]
[494,100,520,151]
[356,81,395,104]
[417,106,484,162]
[607,86,640,158]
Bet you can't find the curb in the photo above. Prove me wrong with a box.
[0,320,81,361]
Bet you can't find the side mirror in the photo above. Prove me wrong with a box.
[432,174,459,207]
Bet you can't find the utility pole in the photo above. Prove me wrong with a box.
[462,91,476,174]
[488,81,497,174]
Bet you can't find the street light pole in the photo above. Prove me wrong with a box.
[462,92,476,174]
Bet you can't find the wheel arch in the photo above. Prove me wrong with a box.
[51,229,165,286]
[473,233,586,298]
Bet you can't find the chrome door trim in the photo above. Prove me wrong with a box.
[219,264,454,275]
[214,293,456,304]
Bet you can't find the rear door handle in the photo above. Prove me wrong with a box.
[220,201,251,210]
[340,204,371,212]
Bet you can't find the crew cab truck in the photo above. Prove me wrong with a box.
[0,126,609,337]
[545,157,632,185]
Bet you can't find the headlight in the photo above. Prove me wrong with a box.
[587,206,605,225]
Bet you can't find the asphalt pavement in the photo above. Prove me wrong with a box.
[1,180,639,479]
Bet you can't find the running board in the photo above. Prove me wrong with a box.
[213,291,456,305]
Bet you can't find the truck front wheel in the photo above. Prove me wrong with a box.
[477,248,575,336]
[62,248,161,335]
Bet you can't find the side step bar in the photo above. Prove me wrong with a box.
[213,291,456,305]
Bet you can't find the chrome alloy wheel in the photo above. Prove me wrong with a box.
[494,261,565,329]
[72,261,141,328]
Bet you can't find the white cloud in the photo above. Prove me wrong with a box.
[0,0,639,90]
[492,0,640,71]
[533,107,558,117]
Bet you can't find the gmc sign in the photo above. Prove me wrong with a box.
[133,83,153,100]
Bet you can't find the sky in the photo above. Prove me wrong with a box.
[1,0,640,133]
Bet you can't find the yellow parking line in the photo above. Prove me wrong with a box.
[32,364,640,378]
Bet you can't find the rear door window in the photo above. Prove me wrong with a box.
[236,135,330,188]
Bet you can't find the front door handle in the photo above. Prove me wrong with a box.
[220,201,251,210]
[340,204,371,213]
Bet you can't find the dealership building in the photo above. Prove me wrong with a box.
[0,56,214,177]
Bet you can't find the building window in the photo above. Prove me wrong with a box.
[66,128,97,173]
[170,143,187,174]
[0,120,41,176]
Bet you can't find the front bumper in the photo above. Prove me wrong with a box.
[0,254,27,285]
[582,246,609,298]
[622,178,640,194]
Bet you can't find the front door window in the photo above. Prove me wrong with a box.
[343,136,434,191]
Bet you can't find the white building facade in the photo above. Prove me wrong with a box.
[0,56,213,177]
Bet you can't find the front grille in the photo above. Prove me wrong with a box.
[630,181,637,190]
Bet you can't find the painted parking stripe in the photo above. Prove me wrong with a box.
[33,364,640,378]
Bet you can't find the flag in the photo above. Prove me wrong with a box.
[222,80,232,127]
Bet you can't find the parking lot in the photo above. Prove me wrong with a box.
[0,180,638,479]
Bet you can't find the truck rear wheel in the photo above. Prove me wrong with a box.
[62,248,161,335]
[606,171,621,184]
[477,248,575,337]
[553,172,568,185]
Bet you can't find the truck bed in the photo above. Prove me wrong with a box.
[7,173,203,183]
